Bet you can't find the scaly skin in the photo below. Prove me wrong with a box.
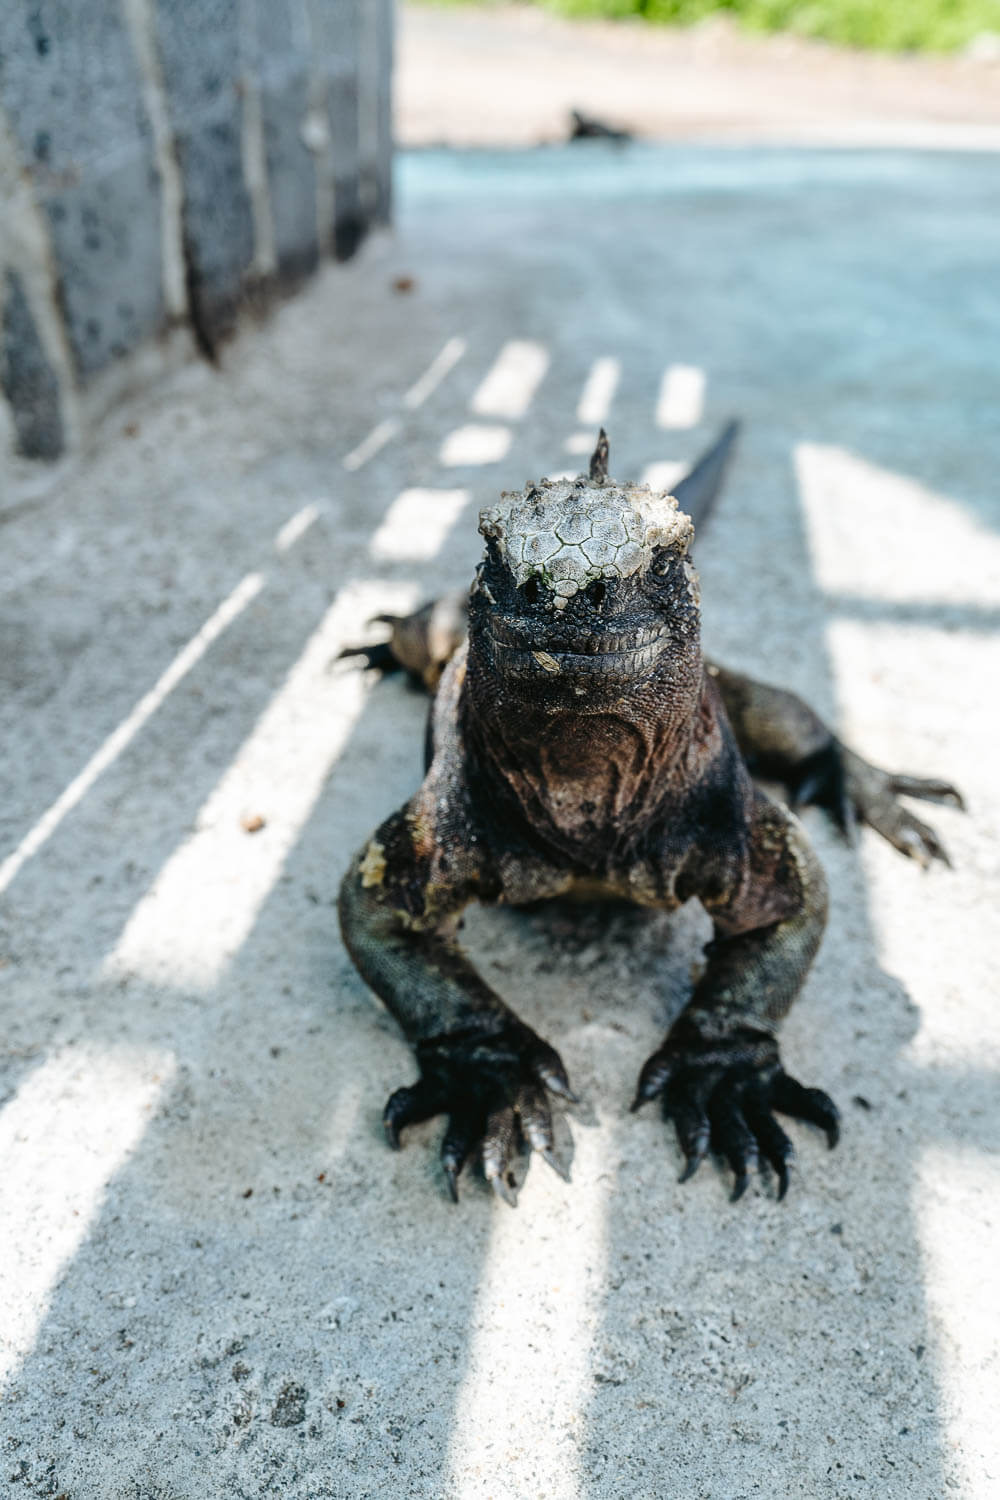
[339,429,961,1205]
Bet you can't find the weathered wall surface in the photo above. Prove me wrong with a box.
[0,0,393,462]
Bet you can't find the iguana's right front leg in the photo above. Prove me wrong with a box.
[338,807,574,1204]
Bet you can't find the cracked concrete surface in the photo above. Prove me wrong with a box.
[1,139,999,1497]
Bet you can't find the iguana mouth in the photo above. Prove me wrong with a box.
[486,618,669,677]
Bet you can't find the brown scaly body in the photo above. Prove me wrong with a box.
[339,428,961,1205]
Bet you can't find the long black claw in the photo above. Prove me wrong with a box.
[383,1079,442,1150]
[531,1044,578,1104]
[541,1147,571,1183]
[518,1083,555,1157]
[678,1150,706,1185]
[743,1093,796,1200]
[771,1073,841,1149]
[488,1171,518,1208]
[898,817,951,869]
[730,1171,751,1204]
[440,1114,477,1202]
[710,1087,760,1201]
[631,1052,672,1111]
[667,1091,711,1182]
[541,1072,580,1106]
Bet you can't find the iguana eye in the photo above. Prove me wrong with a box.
[586,578,607,606]
[651,550,672,578]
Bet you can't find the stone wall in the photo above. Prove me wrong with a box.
[0,0,393,461]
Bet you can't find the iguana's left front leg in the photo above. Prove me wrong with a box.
[707,661,963,865]
[634,796,838,1201]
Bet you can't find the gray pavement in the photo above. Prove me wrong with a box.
[1,142,999,1497]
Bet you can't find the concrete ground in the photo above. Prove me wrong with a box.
[2,135,1000,1497]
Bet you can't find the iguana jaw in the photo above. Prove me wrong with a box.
[485,616,671,684]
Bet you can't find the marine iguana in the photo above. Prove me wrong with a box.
[338,428,960,1205]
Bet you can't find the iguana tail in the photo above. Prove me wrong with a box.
[672,418,740,534]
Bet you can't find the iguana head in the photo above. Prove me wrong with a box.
[467,432,701,712]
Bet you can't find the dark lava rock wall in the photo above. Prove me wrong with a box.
[0,0,393,459]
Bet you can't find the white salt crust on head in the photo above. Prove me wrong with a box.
[479,477,694,610]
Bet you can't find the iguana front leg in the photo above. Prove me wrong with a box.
[339,593,468,692]
[707,661,963,865]
[339,804,574,1204]
[634,796,838,1201]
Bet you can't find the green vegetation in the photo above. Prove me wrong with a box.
[463,0,1000,52]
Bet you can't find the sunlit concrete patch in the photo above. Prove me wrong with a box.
[795,443,1000,606]
[403,335,466,409]
[446,1130,611,1499]
[0,1044,174,1387]
[343,415,403,472]
[640,459,686,494]
[655,363,705,429]
[321,1079,366,1164]
[440,423,512,467]
[576,355,620,426]
[827,615,997,1071]
[470,339,549,420]
[370,487,471,561]
[274,502,324,553]
[103,579,418,991]
[0,572,266,898]
[917,1146,1000,1496]
[344,337,467,470]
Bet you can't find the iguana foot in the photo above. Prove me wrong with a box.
[631,1024,839,1202]
[384,1022,577,1205]
[336,641,400,674]
[789,740,963,868]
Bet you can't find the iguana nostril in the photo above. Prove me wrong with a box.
[586,579,607,607]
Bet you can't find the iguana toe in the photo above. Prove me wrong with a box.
[383,1078,444,1148]
[336,641,399,674]
[789,742,856,841]
[770,1071,840,1149]
[836,743,961,866]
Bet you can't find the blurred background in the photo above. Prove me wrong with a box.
[3,0,1000,462]
[1,5,999,1499]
